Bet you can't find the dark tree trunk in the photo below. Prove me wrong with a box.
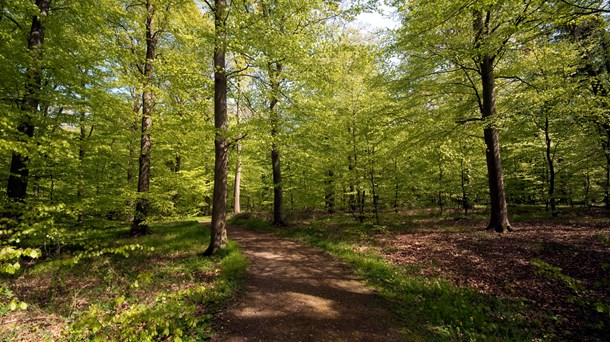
[325,170,335,214]
[544,115,557,217]
[6,0,50,203]
[77,112,87,224]
[605,146,610,210]
[269,62,284,226]
[203,0,229,255]
[475,10,512,233]
[602,126,610,211]
[438,156,443,213]
[131,0,156,236]
[358,190,365,223]
[393,158,400,213]
[461,158,470,216]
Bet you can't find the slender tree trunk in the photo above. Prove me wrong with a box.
[605,149,610,210]
[358,190,365,223]
[6,0,50,204]
[131,0,156,236]
[77,112,87,224]
[234,146,241,214]
[325,170,335,214]
[438,155,443,213]
[475,10,512,233]
[269,62,284,226]
[461,158,470,216]
[369,147,379,225]
[544,115,557,217]
[602,126,610,211]
[393,158,399,213]
[583,172,590,207]
[348,123,358,216]
[233,84,242,215]
[203,0,229,255]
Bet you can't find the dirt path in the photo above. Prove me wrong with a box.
[213,225,405,342]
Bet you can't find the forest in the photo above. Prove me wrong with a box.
[1,0,610,340]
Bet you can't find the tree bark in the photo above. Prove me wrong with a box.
[369,147,379,225]
[6,0,50,203]
[438,155,444,213]
[461,158,470,216]
[234,145,241,214]
[393,158,400,213]
[203,0,229,255]
[325,170,335,214]
[475,10,512,233]
[269,62,284,226]
[131,0,156,236]
[544,114,557,217]
[77,112,87,224]
[234,83,242,215]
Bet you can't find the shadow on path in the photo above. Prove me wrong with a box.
[213,225,405,342]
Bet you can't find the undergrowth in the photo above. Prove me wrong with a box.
[0,220,247,341]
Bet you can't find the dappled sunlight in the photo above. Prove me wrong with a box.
[214,225,405,341]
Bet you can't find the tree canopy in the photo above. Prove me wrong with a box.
[1,0,609,254]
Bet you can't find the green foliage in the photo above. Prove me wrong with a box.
[1,220,247,341]
[531,258,610,327]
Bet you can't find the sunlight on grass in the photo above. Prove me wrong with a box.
[239,217,537,341]
[0,220,247,341]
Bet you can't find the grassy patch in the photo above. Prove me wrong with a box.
[237,217,538,341]
[1,220,247,341]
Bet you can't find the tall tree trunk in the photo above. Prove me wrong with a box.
[544,114,557,217]
[325,170,335,214]
[438,155,443,213]
[233,82,242,215]
[461,158,470,216]
[347,123,358,216]
[393,158,400,213]
[77,112,87,224]
[234,145,242,214]
[6,0,50,204]
[203,0,229,255]
[131,0,156,236]
[369,147,379,225]
[269,62,284,226]
[602,126,610,211]
[475,10,512,233]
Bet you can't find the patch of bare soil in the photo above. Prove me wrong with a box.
[213,225,405,342]
[377,218,610,340]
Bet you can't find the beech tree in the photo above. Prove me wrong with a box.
[5,0,50,205]
[130,0,157,235]
[203,0,229,255]
[393,0,557,232]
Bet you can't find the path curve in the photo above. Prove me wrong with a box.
[213,225,405,342]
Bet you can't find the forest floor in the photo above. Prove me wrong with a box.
[212,225,406,341]
[0,220,247,341]
[377,209,610,340]
[234,207,610,341]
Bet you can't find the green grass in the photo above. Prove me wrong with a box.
[1,219,247,341]
[237,217,538,341]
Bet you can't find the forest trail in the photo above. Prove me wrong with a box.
[212,225,405,342]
